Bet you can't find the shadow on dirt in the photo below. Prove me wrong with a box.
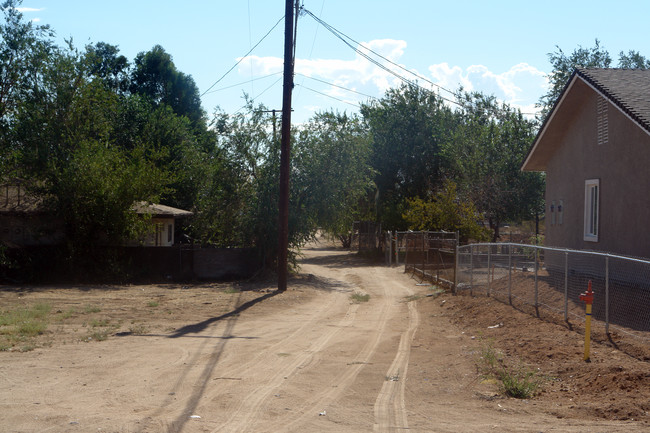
[299,249,381,269]
[168,290,282,338]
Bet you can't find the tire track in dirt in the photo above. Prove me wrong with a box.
[267,268,398,433]
[373,281,420,433]
[210,286,361,433]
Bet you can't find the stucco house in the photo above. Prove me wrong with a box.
[1,183,192,248]
[522,68,650,259]
[131,201,193,247]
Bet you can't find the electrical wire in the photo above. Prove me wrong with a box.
[201,15,284,97]
[203,72,283,95]
[301,8,462,106]
[297,84,360,108]
[233,76,284,115]
[295,72,377,100]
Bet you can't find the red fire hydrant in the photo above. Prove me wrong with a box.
[579,280,594,362]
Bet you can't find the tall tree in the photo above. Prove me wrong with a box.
[0,0,55,174]
[360,84,456,229]
[293,111,374,245]
[539,40,650,119]
[130,45,205,127]
[442,92,544,241]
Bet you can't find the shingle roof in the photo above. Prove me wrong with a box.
[576,68,650,135]
[522,68,650,171]
[132,201,193,217]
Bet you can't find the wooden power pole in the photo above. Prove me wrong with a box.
[277,0,297,291]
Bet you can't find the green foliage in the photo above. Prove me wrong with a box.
[293,112,374,244]
[477,339,543,399]
[361,84,456,229]
[539,40,650,119]
[403,181,489,242]
[440,92,544,241]
[0,303,51,349]
[350,292,370,303]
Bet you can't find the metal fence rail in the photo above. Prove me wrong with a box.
[455,243,650,342]
[387,231,458,286]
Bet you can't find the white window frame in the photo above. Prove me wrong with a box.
[584,179,599,242]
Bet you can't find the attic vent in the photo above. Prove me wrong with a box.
[597,96,609,145]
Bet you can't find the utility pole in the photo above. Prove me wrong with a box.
[277,0,298,292]
[258,109,281,141]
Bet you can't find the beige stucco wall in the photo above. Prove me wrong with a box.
[545,81,650,258]
[140,217,175,247]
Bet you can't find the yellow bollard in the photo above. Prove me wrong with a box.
[579,280,594,362]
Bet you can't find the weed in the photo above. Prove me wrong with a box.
[84,305,101,314]
[350,292,370,303]
[477,339,543,399]
[225,287,240,294]
[129,323,148,335]
[88,330,109,341]
[90,318,110,328]
[59,308,77,320]
[147,301,159,308]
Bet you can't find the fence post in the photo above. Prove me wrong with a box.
[406,232,410,272]
[453,244,458,295]
[605,255,610,335]
[388,232,392,266]
[422,231,426,280]
[469,244,474,296]
[508,243,512,305]
[564,250,569,322]
[395,232,400,266]
[534,247,539,317]
[487,244,491,296]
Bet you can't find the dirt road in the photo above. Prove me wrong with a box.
[1,241,646,432]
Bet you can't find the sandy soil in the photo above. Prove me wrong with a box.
[0,239,648,432]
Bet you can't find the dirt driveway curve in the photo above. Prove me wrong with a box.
[1,240,646,432]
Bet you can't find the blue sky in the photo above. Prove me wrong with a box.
[16,0,650,123]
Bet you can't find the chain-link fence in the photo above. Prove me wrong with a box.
[386,231,458,287]
[456,243,650,343]
[350,221,383,252]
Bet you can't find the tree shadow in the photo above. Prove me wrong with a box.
[167,290,282,338]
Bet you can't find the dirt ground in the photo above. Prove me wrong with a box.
[1,239,649,432]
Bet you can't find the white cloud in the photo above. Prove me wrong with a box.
[428,62,548,115]
[238,39,410,100]
[16,7,43,12]
[236,39,549,117]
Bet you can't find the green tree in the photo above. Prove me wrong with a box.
[0,0,55,174]
[538,41,650,119]
[403,180,489,243]
[82,41,129,92]
[441,92,544,241]
[360,84,456,229]
[293,111,374,246]
[130,45,205,127]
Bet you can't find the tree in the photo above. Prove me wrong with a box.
[130,45,205,127]
[82,41,129,92]
[292,111,374,246]
[0,0,55,174]
[403,180,489,243]
[538,41,650,119]
[441,91,544,241]
[360,84,456,229]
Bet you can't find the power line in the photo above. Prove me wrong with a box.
[201,15,284,97]
[297,84,360,108]
[203,72,283,95]
[295,72,376,100]
[301,8,462,108]
[233,76,284,115]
